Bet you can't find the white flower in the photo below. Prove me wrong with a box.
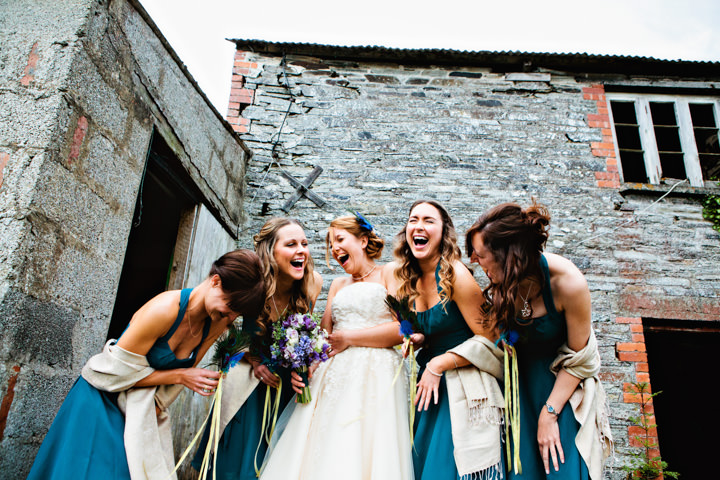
[287,328,299,346]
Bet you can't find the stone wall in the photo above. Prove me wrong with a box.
[227,45,720,477]
[0,1,249,475]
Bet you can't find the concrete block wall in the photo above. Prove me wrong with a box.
[227,46,720,477]
[0,1,250,475]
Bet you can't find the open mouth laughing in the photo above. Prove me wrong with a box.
[412,235,429,247]
[336,253,350,266]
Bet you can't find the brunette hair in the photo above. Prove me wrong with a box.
[465,201,550,329]
[393,200,462,309]
[325,215,384,266]
[209,249,266,320]
[252,217,316,338]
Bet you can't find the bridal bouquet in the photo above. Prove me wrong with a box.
[270,312,330,403]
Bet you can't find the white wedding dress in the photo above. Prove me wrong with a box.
[260,281,414,480]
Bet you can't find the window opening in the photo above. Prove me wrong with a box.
[689,103,720,180]
[610,100,647,183]
[649,102,687,180]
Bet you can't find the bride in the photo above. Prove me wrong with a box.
[260,214,414,480]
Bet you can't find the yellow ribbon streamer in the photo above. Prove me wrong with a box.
[167,373,225,480]
[253,379,282,477]
[503,343,522,475]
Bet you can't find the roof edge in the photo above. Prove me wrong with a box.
[229,39,720,77]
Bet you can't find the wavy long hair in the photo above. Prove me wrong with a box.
[325,215,384,266]
[393,200,462,309]
[252,217,316,340]
[465,201,550,330]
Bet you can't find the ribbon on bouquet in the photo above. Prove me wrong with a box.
[497,331,522,475]
[390,335,418,446]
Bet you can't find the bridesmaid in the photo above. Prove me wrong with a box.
[260,213,413,479]
[28,250,266,480]
[390,200,504,480]
[465,202,611,479]
[192,217,322,480]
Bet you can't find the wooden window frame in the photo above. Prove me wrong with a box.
[606,93,720,187]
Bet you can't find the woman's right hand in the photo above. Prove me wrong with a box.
[290,363,319,394]
[253,363,280,388]
[179,368,221,396]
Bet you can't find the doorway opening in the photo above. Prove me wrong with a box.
[643,317,720,479]
[107,132,201,340]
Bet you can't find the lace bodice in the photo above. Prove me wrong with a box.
[332,282,392,331]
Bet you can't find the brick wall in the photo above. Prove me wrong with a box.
[226,46,720,477]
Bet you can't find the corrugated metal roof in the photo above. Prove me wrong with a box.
[228,39,720,77]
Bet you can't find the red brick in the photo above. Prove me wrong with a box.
[595,171,619,181]
[582,86,605,94]
[592,148,616,157]
[20,42,40,86]
[636,362,649,373]
[67,116,89,165]
[624,392,643,403]
[631,333,645,342]
[636,372,651,383]
[234,61,258,69]
[235,50,249,61]
[606,164,618,173]
[0,152,9,189]
[231,124,248,133]
[588,120,611,129]
[617,317,642,324]
[617,342,646,352]
[592,142,615,150]
[618,351,648,362]
[596,179,620,188]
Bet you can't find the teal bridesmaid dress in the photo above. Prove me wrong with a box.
[413,264,503,480]
[509,255,589,479]
[28,288,210,480]
[191,314,293,480]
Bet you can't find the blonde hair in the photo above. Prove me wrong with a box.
[324,215,384,266]
[393,200,462,309]
[253,217,316,337]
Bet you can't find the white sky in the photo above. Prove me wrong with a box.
[139,0,720,113]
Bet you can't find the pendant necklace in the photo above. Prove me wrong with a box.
[519,283,533,320]
[352,264,377,282]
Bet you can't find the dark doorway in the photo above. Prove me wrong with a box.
[643,318,720,479]
[107,132,201,340]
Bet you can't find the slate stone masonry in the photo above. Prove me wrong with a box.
[227,44,720,477]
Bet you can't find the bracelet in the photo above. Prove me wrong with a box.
[450,353,459,369]
[426,365,443,377]
[545,402,560,416]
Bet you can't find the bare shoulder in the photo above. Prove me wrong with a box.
[311,271,324,299]
[451,259,477,286]
[382,261,401,293]
[123,290,180,340]
[545,252,589,298]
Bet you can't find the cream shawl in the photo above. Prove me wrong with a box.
[81,340,183,480]
[446,335,505,479]
[550,330,613,480]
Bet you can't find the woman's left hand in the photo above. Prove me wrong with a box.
[328,331,350,356]
[537,409,565,474]
[415,361,442,411]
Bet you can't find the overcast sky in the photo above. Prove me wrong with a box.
[139,0,720,113]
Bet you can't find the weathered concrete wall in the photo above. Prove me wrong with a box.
[0,0,249,475]
[227,47,720,477]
